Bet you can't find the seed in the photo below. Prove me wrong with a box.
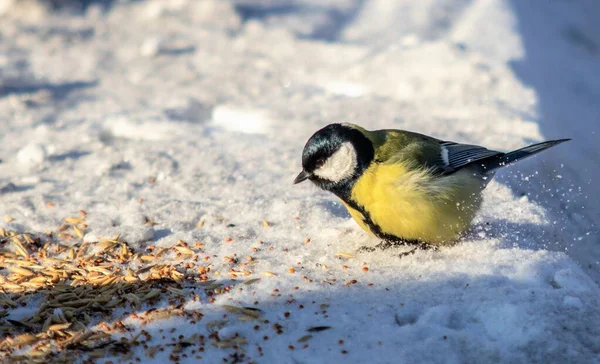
[222,305,243,314]
[238,315,258,322]
[174,246,194,255]
[262,271,277,277]
[123,276,139,283]
[0,298,17,307]
[297,335,312,342]
[166,287,187,296]
[142,289,161,301]
[102,298,122,308]
[11,239,29,258]
[13,333,38,345]
[120,243,129,259]
[362,267,369,272]
[240,307,261,318]
[21,281,46,289]
[307,326,332,332]
[100,275,119,286]
[95,241,116,251]
[76,243,89,258]
[3,282,23,291]
[63,330,95,346]
[22,234,35,244]
[7,266,35,277]
[336,252,354,259]
[73,225,84,238]
[48,323,71,331]
[64,217,84,224]
[86,266,112,275]
[28,276,48,284]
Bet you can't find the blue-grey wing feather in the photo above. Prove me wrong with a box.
[440,142,502,174]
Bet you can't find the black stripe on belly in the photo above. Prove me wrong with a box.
[341,197,429,247]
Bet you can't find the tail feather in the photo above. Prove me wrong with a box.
[486,139,570,171]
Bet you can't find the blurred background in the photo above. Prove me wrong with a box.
[1,0,599,279]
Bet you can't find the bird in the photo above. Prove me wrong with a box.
[293,123,569,251]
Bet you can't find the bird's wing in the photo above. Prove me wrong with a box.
[437,141,503,174]
[370,129,503,175]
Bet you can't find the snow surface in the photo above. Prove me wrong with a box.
[0,0,599,362]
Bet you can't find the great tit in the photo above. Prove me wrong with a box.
[294,123,569,248]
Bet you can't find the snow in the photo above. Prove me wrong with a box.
[16,143,47,165]
[211,105,272,135]
[0,0,599,363]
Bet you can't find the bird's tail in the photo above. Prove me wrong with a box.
[486,139,570,171]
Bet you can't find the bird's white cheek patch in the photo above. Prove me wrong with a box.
[313,142,358,182]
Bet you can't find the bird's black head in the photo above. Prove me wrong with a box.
[294,123,374,197]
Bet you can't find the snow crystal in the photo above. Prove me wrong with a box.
[139,37,162,58]
[16,143,47,165]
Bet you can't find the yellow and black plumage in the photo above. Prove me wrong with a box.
[294,123,569,248]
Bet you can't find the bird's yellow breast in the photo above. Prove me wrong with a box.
[343,163,484,245]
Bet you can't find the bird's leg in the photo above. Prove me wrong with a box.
[375,240,395,250]
[357,239,434,254]
[398,247,419,258]
[397,244,439,258]
[357,240,394,253]
[356,245,376,253]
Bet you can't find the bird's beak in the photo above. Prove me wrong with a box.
[293,170,311,184]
